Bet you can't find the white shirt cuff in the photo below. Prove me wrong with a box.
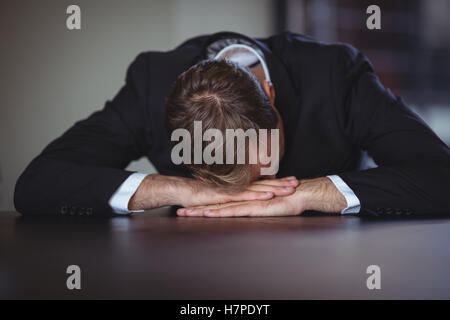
[326,175,361,214]
[108,173,148,215]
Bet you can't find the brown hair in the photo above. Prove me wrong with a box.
[165,59,277,187]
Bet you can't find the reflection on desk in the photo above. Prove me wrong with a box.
[1,208,450,299]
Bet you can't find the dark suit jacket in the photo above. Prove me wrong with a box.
[14,31,450,217]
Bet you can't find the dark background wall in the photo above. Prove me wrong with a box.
[1,0,448,211]
[279,0,450,143]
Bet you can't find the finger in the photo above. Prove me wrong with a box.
[179,208,207,217]
[229,190,274,202]
[254,176,298,185]
[187,201,246,211]
[177,206,207,216]
[183,201,247,216]
[203,202,262,217]
[177,208,188,216]
[184,208,206,216]
[203,198,297,218]
[252,178,299,188]
[247,184,296,196]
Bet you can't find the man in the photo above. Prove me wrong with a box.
[14,31,450,217]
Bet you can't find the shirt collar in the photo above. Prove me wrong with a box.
[207,37,271,82]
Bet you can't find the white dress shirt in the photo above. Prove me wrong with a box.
[109,43,361,215]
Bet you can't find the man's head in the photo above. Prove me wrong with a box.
[165,59,283,187]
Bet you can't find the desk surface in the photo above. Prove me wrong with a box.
[1,209,450,299]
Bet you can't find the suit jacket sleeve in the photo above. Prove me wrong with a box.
[332,45,450,216]
[14,53,150,216]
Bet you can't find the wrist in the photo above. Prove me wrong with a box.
[129,174,180,210]
[282,184,309,215]
[293,177,346,214]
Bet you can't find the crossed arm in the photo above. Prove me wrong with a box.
[128,174,347,217]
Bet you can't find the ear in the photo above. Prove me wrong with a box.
[262,80,276,106]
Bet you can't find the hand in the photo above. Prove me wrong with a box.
[177,191,303,217]
[176,175,300,208]
[177,177,347,217]
[129,174,299,211]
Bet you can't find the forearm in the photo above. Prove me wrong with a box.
[295,177,347,214]
[128,174,182,210]
[129,174,297,213]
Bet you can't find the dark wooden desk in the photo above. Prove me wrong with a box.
[1,209,450,299]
